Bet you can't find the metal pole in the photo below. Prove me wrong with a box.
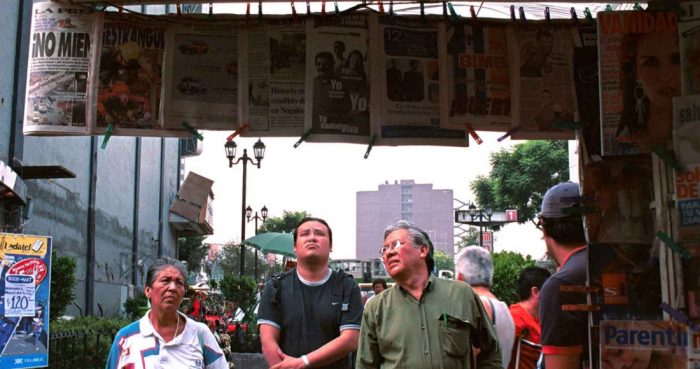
[240,149,248,277]
[478,215,483,247]
[254,214,259,283]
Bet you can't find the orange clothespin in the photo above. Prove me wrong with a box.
[465,123,483,144]
[291,1,299,22]
[176,2,182,16]
[227,123,250,141]
[322,0,326,16]
[246,2,251,19]
[307,1,311,15]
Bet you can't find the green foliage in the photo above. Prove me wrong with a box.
[219,275,258,324]
[177,235,208,272]
[123,292,148,320]
[50,316,132,369]
[433,251,454,273]
[257,210,311,233]
[455,227,480,251]
[208,279,218,290]
[218,242,275,279]
[50,251,76,321]
[491,251,536,306]
[471,140,569,223]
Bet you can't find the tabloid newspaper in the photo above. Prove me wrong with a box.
[679,2,700,95]
[581,157,654,245]
[597,11,680,156]
[370,15,465,146]
[23,1,99,136]
[304,13,370,143]
[239,19,306,137]
[599,321,689,369]
[438,21,511,132]
[673,95,700,164]
[161,18,239,131]
[93,12,183,137]
[507,24,576,140]
[573,25,602,160]
[673,163,700,319]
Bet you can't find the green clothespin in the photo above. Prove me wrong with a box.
[294,128,313,148]
[584,7,593,21]
[633,2,643,11]
[364,135,377,159]
[447,2,458,20]
[651,144,684,172]
[420,0,426,22]
[334,1,339,14]
[656,231,693,260]
[182,122,204,141]
[552,121,588,130]
[605,4,613,12]
[209,2,213,18]
[100,124,114,150]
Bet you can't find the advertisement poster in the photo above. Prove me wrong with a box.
[597,11,680,156]
[0,233,52,369]
[439,21,511,132]
[304,14,371,143]
[239,19,306,137]
[599,321,688,369]
[161,19,239,131]
[23,1,98,136]
[372,15,465,146]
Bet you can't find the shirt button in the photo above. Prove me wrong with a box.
[424,351,428,355]
[421,325,425,330]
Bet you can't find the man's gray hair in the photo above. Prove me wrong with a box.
[383,220,435,273]
[454,246,493,287]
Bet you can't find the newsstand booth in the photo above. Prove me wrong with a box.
[18,0,700,367]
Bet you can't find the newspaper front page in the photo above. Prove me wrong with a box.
[508,24,576,140]
[679,2,700,95]
[161,19,239,131]
[371,15,465,146]
[93,12,184,137]
[304,14,370,143]
[439,21,511,132]
[600,321,688,369]
[239,19,306,137]
[674,163,700,320]
[598,11,679,156]
[23,1,98,136]
[673,95,700,164]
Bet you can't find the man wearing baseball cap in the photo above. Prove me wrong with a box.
[537,182,589,369]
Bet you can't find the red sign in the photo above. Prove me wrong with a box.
[506,209,518,222]
[482,231,493,252]
[8,258,48,286]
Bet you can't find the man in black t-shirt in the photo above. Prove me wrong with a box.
[258,217,362,369]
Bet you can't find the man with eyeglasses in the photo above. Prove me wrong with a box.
[258,217,362,369]
[537,182,589,369]
[356,220,502,369]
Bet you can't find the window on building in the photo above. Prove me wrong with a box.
[401,185,412,194]
[401,203,412,212]
[401,193,413,203]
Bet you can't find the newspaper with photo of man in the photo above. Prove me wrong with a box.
[371,15,466,147]
[23,1,99,136]
[508,25,576,140]
[304,13,370,143]
[239,19,306,137]
[161,19,239,131]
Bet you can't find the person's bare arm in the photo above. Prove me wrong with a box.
[545,353,582,369]
[260,324,284,367]
[272,329,360,369]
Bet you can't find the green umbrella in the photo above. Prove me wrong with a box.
[243,232,295,258]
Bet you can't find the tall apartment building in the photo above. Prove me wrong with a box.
[356,180,454,261]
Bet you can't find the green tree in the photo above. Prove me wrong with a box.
[258,210,311,233]
[491,251,536,306]
[455,227,480,251]
[218,242,267,278]
[177,235,208,273]
[219,275,258,323]
[471,140,569,225]
[50,251,76,321]
[433,251,454,273]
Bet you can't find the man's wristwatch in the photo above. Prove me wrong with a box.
[301,354,310,368]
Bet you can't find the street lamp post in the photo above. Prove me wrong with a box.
[225,139,266,276]
[246,205,268,282]
[469,203,493,248]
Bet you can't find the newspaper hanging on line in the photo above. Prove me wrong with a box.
[0,233,52,369]
[370,15,466,146]
[438,21,511,132]
[507,24,576,140]
[599,321,688,369]
[673,95,700,164]
[679,2,700,95]
[239,19,306,137]
[597,11,680,156]
[93,12,185,137]
[304,13,371,143]
[673,163,700,319]
[161,19,239,131]
[23,1,99,136]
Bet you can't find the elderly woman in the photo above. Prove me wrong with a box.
[106,257,227,369]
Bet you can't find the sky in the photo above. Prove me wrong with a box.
[184,131,565,260]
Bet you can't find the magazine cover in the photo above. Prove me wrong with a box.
[679,1,700,95]
[239,19,306,137]
[673,95,700,165]
[588,244,662,324]
[574,25,602,160]
[598,11,680,156]
[161,19,239,131]
[582,158,654,244]
[599,321,688,369]
[370,15,466,146]
[23,1,98,136]
[674,164,700,319]
[93,12,183,137]
[0,233,52,369]
[438,21,511,132]
[304,13,371,143]
[508,24,576,140]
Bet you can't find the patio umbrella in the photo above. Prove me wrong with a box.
[242,232,295,258]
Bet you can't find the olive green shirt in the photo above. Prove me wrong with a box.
[356,275,503,369]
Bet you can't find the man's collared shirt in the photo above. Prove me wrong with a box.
[356,274,503,369]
